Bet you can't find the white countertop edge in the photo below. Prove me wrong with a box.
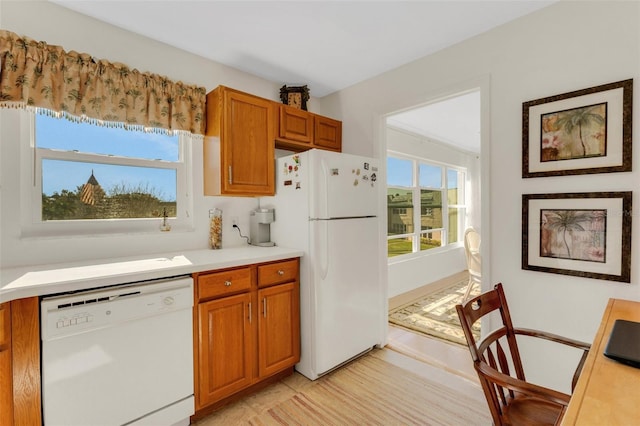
[0,246,304,303]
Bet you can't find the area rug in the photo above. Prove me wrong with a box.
[389,279,480,346]
[244,354,490,426]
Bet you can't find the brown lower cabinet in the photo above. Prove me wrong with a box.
[193,258,300,418]
[197,292,254,405]
[0,298,42,426]
[0,301,13,426]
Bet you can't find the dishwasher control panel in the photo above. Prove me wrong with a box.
[41,276,193,341]
[56,313,94,328]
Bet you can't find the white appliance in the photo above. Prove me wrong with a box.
[41,277,195,426]
[262,149,384,380]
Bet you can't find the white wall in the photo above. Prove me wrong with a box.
[322,0,640,392]
[0,1,327,268]
[2,0,640,393]
[386,127,480,297]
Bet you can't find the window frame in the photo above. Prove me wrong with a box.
[20,111,194,237]
[387,150,467,259]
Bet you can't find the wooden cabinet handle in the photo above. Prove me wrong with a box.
[248,302,252,323]
[224,280,232,287]
[263,298,267,318]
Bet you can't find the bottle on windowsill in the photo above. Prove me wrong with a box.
[160,208,171,232]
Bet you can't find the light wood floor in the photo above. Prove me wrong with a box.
[195,348,485,425]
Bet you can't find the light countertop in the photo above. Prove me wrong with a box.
[0,246,303,303]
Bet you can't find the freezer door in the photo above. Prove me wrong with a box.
[309,150,379,219]
[310,216,383,376]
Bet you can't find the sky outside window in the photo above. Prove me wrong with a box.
[419,163,441,188]
[36,113,179,200]
[387,157,412,187]
[36,113,179,160]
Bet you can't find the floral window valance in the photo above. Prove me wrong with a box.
[0,30,206,136]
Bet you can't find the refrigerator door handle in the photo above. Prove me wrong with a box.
[310,216,377,221]
[318,157,329,219]
[318,220,329,280]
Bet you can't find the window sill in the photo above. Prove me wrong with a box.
[387,243,463,265]
[20,221,195,240]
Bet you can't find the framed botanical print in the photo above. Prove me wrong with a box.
[522,79,632,178]
[522,192,632,283]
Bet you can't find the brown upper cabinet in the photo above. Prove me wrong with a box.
[275,104,342,152]
[204,86,275,196]
[313,114,342,151]
[204,85,342,196]
[277,104,313,145]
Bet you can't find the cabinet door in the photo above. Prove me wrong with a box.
[0,302,12,426]
[314,115,342,151]
[278,105,313,144]
[221,90,275,195]
[257,282,300,378]
[197,293,253,408]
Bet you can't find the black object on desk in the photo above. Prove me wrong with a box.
[604,319,640,368]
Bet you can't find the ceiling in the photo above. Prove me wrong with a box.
[51,0,554,98]
[387,90,481,154]
[50,0,554,152]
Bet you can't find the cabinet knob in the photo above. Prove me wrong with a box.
[277,270,285,276]
[224,280,232,287]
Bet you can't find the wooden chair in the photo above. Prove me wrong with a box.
[455,283,590,425]
[462,227,481,302]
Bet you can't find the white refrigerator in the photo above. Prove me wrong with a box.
[261,149,384,380]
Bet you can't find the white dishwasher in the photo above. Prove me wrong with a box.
[41,276,194,426]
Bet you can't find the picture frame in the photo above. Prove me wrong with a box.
[279,84,310,111]
[522,192,632,283]
[522,79,632,178]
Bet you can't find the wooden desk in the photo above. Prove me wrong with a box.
[562,298,640,425]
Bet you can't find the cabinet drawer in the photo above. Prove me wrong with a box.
[198,267,252,300]
[258,259,298,287]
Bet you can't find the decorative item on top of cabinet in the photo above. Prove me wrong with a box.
[204,86,275,196]
[192,258,300,419]
[279,85,310,111]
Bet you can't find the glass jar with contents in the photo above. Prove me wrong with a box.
[209,208,222,249]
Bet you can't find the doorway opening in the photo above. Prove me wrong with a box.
[384,89,482,380]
